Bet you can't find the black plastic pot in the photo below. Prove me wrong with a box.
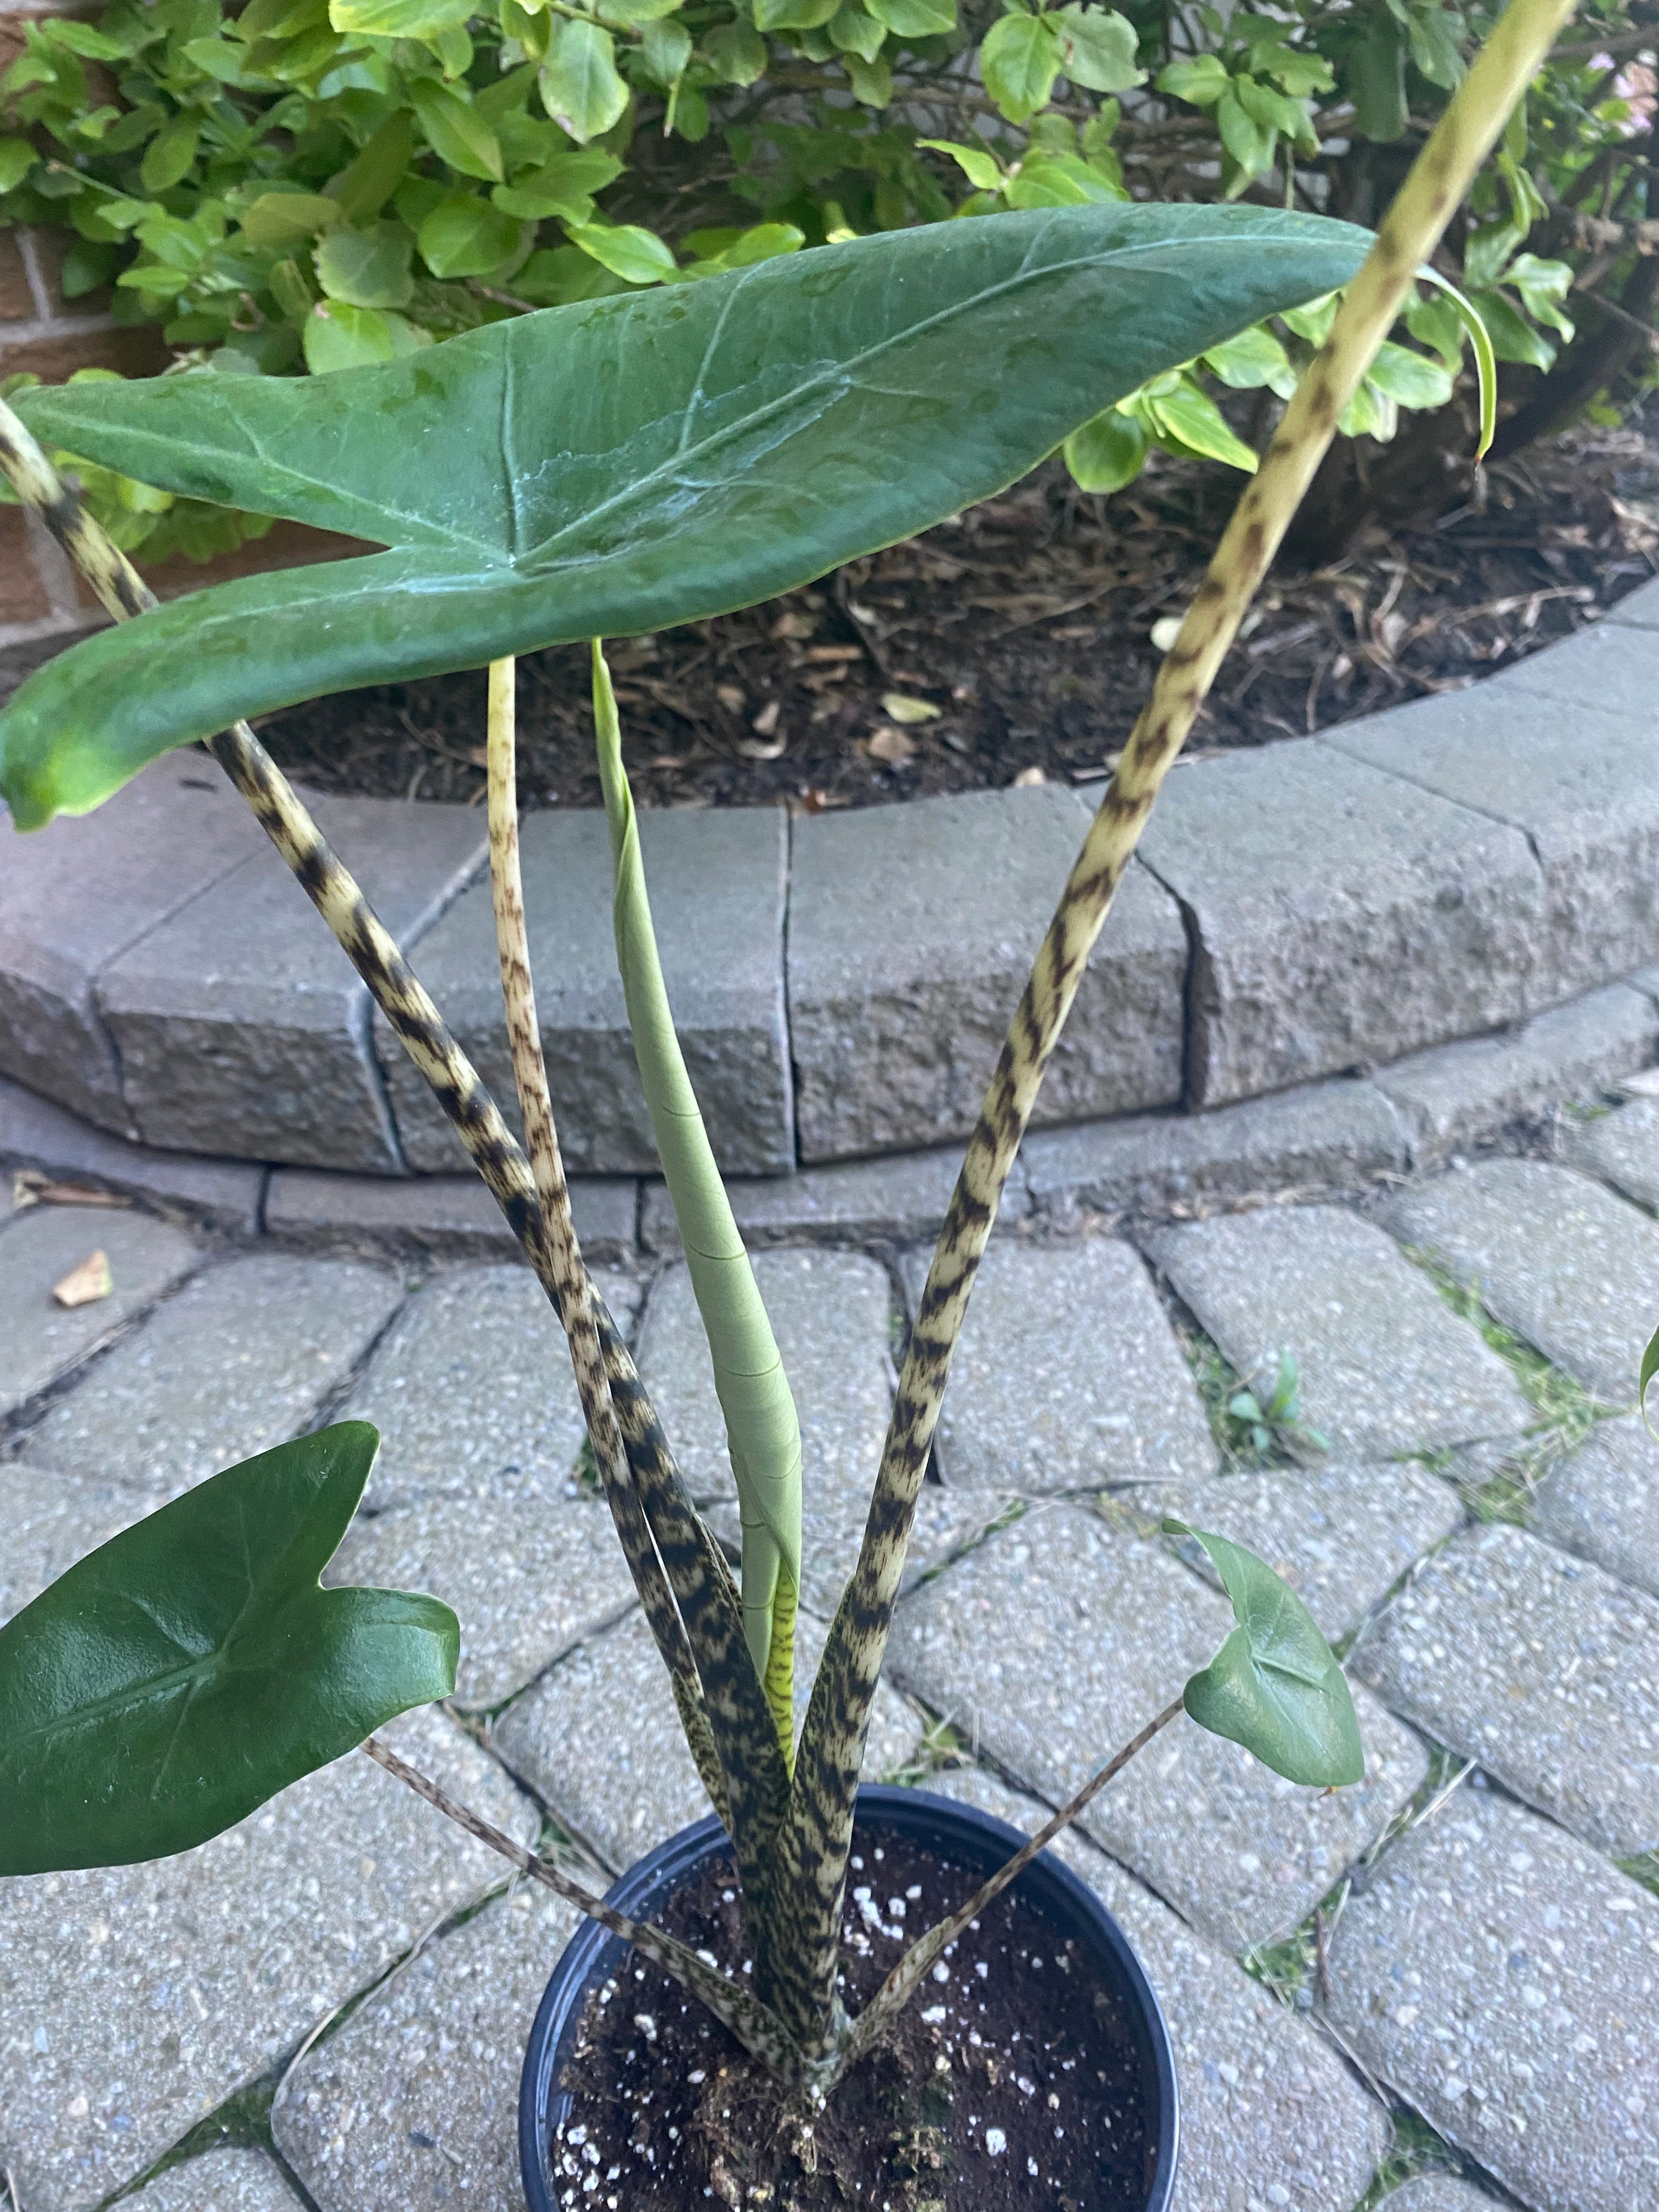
[520,1782,1179,2211]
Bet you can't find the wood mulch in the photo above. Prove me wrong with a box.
[257,410,1659,815]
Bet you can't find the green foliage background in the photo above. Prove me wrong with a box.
[0,0,1647,561]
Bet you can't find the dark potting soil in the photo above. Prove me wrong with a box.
[256,410,1659,817]
[550,1824,1154,2211]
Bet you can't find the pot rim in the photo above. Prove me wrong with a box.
[519,1782,1180,2211]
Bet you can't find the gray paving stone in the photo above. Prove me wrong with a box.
[1139,741,1546,1108]
[493,1606,924,1872]
[1128,1457,1465,1641]
[339,1263,640,1515]
[267,1166,637,1263]
[788,788,1186,1161]
[1328,671,1659,1006]
[0,1706,534,2212]
[1383,1156,1659,1404]
[0,1073,267,1230]
[1378,985,1659,1167]
[887,1504,1426,1950]
[97,793,486,1172]
[1352,1522,1659,1858]
[1607,575,1659,628]
[1380,2180,1504,2212]
[1323,1782,1659,2212]
[329,1486,639,1711]
[1534,1416,1659,1600]
[642,1144,1031,1254]
[1145,1205,1530,1460]
[1565,1091,1659,1210]
[0,1458,156,1625]
[899,1235,1218,1492]
[1022,1080,1409,1224]
[0,756,264,1130]
[122,2149,305,2212]
[379,806,791,1176]
[20,1252,404,1493]
[927,1765,1389,2212]
[273,1881,579,2212]
[636,1247,893,1615]
[0,1201,202,1419]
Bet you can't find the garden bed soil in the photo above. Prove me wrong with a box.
[257,411,1659,817]
[551,1824,1155,2211]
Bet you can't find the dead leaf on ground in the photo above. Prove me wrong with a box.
[866,725,917,766]
[52,1249,113,1308]
[881,691,941,724]
[1012,764,1047,787]
[13,1170,133,1211]
[1620,1067,1659,1098]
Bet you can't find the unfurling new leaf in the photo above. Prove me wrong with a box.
[1163,1520,1363,1787]
[0,1423,457,1875]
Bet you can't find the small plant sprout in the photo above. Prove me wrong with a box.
[0,0,1568,2145]
[1228,1350,1330,1459]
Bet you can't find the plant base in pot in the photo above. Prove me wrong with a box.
[520,1786,1179,2212]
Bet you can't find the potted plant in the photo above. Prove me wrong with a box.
[0,3,1566,2199]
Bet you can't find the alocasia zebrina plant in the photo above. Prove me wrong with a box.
[0,0,1568,2106]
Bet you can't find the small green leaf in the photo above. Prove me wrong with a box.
[315,222,415,308]
[0,1424,457,1875]
[754,0,839,29]
[1216,83,1276,178]
[0,136,36,191]
[417,191,524,277]
[410,77,505,182]
[1155,53,1228,106]
[844,50,892,105]
[864,0,955,35]
[567,219,676,284]
[1062,402,1145,493]
[919,136,1002,192]
[302,298,431,370]
[702,17,768,82]
[1143,375,1259,471]
[330,111,416,223]
[1050,5,1143,94]
[539,17,629,143]
[639,16,692,87]
[330,0,473,33]
[139,115,200,194]
[980,12,1063,122]
[1163,1521,1364,1787]
[1346,15,1407,143]
[492,148,622,223]
[1204,320,1294,394]
[241,190,345,246]
[828,3,887,62]
[1641,1320,1659,1442]
[1364,337,1453,410]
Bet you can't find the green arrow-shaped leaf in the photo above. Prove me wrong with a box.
[1164,1520,1363,1787]
[1,201,1371,828]
[0,1423,457,1875]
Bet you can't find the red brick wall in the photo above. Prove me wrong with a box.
[1,0,366,694]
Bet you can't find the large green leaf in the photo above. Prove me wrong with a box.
[0,1424,457,1875]
[1164,1520,1363,1788]
[1,202,1370,827]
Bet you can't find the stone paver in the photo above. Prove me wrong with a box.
[1022,1079,1409,1224]
[901,1235,1218,1492]
[1324,1782,1659,2212]
[122,2149,306,2212]
[0,1706,534,2212]
[1131,1457,1465,1641]
[267,1167,637,1264]
[493,1606,924,1872]
[337,1263,639,1513]
[20,1252,404,1493]
[788,787,1186,1160]
[1328,669,1659,1005]
[1381,2178,1505,2211]
[0,1458,156,1625]
[643,1143,1030,1252]
[0,1071,267,1231]
[97,793,487,1171]
[1146,1205,1529,1460]
[929,1766,1389,2212]
[1384,1156,1659,1404]
[378,805,792,1176]
[1534,1415,1659,1600]
[0,757,264,1128]
[887,1505,1426,1950]
[1140,738,1545,1107]
[1353,1523,1659,1858]
[1377,984,1659,1167]
[0,1202,201,1418]
[274,1882,579,2212]
[1566,1091,1659,1210]
[636,1247,894,1615]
